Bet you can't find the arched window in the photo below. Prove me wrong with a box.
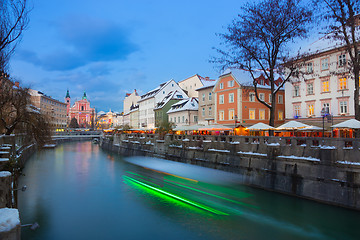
[81,106,84,111]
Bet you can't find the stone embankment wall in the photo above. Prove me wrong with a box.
[101,133,360,210]
[0,135,35,240]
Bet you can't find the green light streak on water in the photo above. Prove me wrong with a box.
[123,175,229,216]
[163,179,257,209]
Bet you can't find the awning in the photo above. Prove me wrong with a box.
[247,122,274,131]
[198,124,233,131]
[331,119,360,129]
[173,124,204,131]
[298,125,323,131]
[275,120,311,130]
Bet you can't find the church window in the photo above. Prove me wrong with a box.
[81,106,84,111]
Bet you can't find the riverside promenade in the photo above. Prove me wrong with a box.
[102,133,360,210]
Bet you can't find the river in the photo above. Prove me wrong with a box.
[18,141,360,240]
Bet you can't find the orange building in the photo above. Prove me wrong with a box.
[213,70,285,127]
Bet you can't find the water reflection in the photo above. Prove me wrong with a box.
[17,142,360,240]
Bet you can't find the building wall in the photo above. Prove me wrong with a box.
[213,74,241,126]
[29,89,67,129]
[241,87,285,126]
[178,75,202,98]
[168,110,198,127]
[123,90,140,115]
[69,99,95,128]
[138,80,188,130]
[285,47,356,127]
[197,86,215,125]
[129,109,139,129]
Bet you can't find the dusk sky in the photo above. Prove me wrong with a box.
[9,0,246,112]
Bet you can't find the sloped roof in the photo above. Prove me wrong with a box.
[167,97,199,114]
[154,90,185,110]
[139,79,173,102]
[221,69,284,89]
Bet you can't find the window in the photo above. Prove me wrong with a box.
[194,116,198,123]
[249,92,255,102]
[339,77,347,90]
[209,107,212,116]
[182,116,185,123]
[278,95,283,104]
[294,105,300,117]
[81,106,84,111]
[322,79,330,92]
[219,95,224,104]
[307,62,313,73]
[269,94,272,103]
[259,109,265,120]
[208,92,212,101]
[307,104,314,116]
[307,82,314,95]
[229,93,234,103]
[249,110,255,120]
[219,83,224,89]
[178,117,180,123]
[293,85,300,97]
[322,102,330,114]
[340,101,348,114]
[219,111,224,120]
[202,108,205,117]
[202,93,205,101]
[278,111,283,120]
[174,117,176,123]
[228,80,234,87]
[229,109,235,120]
[321,58,329,70]
[338,54,346,67]
[259,93,265,101]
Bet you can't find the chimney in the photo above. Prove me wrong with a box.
[15,81,20,88]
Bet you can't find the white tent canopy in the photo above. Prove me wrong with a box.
[275,120,311,130]
[247,122,274,130]
[298,125,323,131]
[331,119,360,129]
[198,124,233,131]
[173,124,204,131]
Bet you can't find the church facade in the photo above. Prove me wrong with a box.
[65,90,95,128]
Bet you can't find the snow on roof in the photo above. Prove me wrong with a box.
[154,90,185,110]
[0,208,20,232]
[97,111,106,115]
[221,69,284,89]
[167,97,199,114]
[195,83,216,91]
[139,79,174,102]
[300,28,360,56]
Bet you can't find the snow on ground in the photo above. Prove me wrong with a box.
[337,161,360,166]
[0,171,11,178]
[277,155,320,162]
[0,208,20,232]
[238,151,267,157]
[208,149,230,153]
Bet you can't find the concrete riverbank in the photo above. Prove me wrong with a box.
[101,133,360,210]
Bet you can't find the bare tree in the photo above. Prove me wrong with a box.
[214,0,313,127]
[315,0,360,120]
[0,0,29,71]
[0,74,51,146]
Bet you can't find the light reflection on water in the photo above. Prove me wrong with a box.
[18,141,360,240]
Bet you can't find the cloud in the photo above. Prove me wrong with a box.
[17,16,138,71]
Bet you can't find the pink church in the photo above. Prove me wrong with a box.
[65,90,95,128]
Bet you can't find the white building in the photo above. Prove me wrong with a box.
[178,74,215,98]
[285,36,359,127]
[138,79,188,130]
[167,98,199,127]
[123,89,140,115]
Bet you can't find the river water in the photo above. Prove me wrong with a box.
[18,141,360,240]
